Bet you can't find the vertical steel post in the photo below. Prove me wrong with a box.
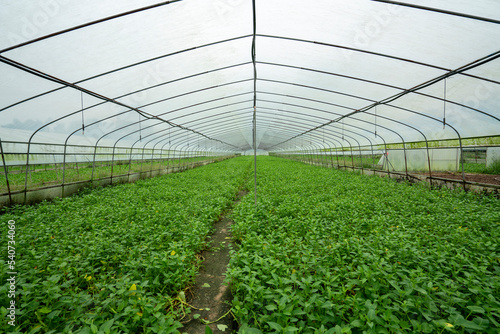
[425,139,432,180]
[402,141,409,179]
[458,136,466,189]
[23,142,31,204]
[0,139,12,205]
[252,0,258,206]
[253,106,257,206]
[62,141,68,197]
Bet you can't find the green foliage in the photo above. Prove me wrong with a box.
[0,156,226,194]
[0,158,250,332]
[464,160,500,175]
[485,160,500,174]
[229,157,500,333]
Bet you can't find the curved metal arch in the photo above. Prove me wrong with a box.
[136,84,253,115]
[205,124,348,156]
[188,107,382,157]
[0,2,497,178]
[58,69,431,160]
[0,56,238,152]
[255,94,412,173]
[194,123,293,144]
[0,35,253,114]
[256,35,500,86]
[169,99,253,122]
[0,1,184,54]
[176,107,251,127]
[370,0,500,25]
[254,90,465,180]
[253,115,371,156]
[183,107,386,151]
[61,91,251,158]
[261,123,356,160]
[267,118,372,169]
[255,66,471,152]
[119,127,233,175]
[195,115,359,152]
[252,89,437,172]
[257,61,500,123]
[257,97,422,143]
[135,124,225,152]
[64,91,252,150]
[80,102,249,158]
[255,98,428,175]
[256,104,404,146]
[175,95,411,152]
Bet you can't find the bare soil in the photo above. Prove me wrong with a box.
[180,191,247,334]
[426,172,500,186]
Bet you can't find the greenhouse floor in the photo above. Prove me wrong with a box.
[181,190,248,333]
[428,172,500,186]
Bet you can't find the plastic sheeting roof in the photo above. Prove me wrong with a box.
[1,0,499,153]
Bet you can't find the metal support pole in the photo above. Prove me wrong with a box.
[458,136,466,188]
[253,106,257,206]
[252,0,257,206]
[62,142,68,198]
[111,145,116,185]
[0,139,12,205]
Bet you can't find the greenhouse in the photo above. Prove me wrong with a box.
[1,0,499,333]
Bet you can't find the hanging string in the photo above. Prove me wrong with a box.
[443,78,447,129]
[342,119,344,141]
[139,114,142,141]
[374,105,377,138]
[80,92,85,134]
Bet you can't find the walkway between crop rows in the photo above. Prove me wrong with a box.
[181,190,248,334]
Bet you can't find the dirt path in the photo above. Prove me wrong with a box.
[180,190,247,334]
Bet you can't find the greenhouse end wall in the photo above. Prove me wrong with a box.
[486,147,500,167]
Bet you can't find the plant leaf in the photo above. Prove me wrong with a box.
[267,322,283,331]
[467,305,485,314]
[38,306,51,314]
[217,324,228,332]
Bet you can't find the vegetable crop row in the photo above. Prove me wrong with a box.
[1,157,251,333]
[229,157,500,333]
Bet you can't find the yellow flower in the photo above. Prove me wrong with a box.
[292,269,296,274]
[84,275,92,281]
[445,323,453,328]
[129,284,137,295]
[137,312,143,317]
[171,250,176,256]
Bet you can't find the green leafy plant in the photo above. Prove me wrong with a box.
[0,158,251,333]
[229,157,500,333]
